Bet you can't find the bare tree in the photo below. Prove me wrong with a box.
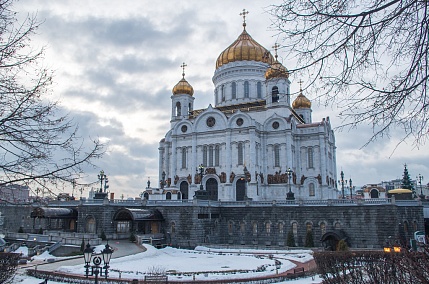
[0,253,20,284]
[0,0,103,191]
[270,0,429,146]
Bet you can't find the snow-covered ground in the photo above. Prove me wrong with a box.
[13,245,323,284]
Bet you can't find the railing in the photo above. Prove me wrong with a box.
[48,241,62,253]
[42,197,422,208]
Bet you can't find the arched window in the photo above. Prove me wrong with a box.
[308,147,314,168]
[203,146,207,166]
[257,82,262,98]
[278,222,284,234]
[274,145,280,167]
[309,183,315,196]
[272,86,279,103]
[292,222,298,238]
[244,81,249,98]
[209,145,214,167]
[176,102,181,116]
[228,221,234,235]
[238,142,244,165]
[215,145,220,166]
[320,222,326,235]
[240,222,246,234]
[221,85,225,101]
[334,222,341,229]
[181,147,187,169]
[252,222,258,235]
[232,82,237,99]
[265,222,271,235]
[166,192,172,200]
[306,222,312,232]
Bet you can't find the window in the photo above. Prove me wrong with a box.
[189,103,192,112]
[292,222,298,237]
[176,102,181,116]
[117,221,130,233]
[203,146,207,166]
[309,183,315,196]
[274,145,280,167]
[308,147,314,168]
[272,86,279,103]
[215,145,220,166]
[181,148,187,169]
[238,142,243,165]
[232,82,236,99]
[334,222,341,229]
[404,222,409,233]
[240,222,246,234]
[166,192,172,200]
[171,222,176,234]
[252,222,258,235]
[278,222,284,234]
[306,222,312,232]
[209,146,214,167]
[228,221,233,235]
[257,82,262,98]
[221,85,225,101]
[320,222,326,235]
[266,222,271,235]
[244,81,249,98]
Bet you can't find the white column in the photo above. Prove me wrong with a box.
[171,138,177,187]
[192,133,197,185]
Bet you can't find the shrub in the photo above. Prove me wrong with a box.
[129,231,136,242]
[305,230,314,247]
[286,230,295,247]
[18,227,23,233]
[100,230,106,241]
[336,239,349,251]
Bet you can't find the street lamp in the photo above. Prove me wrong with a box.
[98,170,107,193]
[83,242,114,283]
[349,178,353,199]
[339,171,345,199]
[286,167,295,200]
[417,174,424,199]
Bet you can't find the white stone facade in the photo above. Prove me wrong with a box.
[156,27,338,202]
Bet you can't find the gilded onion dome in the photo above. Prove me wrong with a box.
[265,47,289,80]
[292,88,311,109]
[216,24,275,69]
[172,64,194,96]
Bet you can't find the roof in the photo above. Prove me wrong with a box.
[113,208,164,221]
[388,188,413,194]
[30,207,77,219]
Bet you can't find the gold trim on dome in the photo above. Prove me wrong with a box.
[216,29,275,69]
[265,62,289,80]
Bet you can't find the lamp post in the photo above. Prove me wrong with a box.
[83,242,114,283]
[349,178,353,199]
[286,167,295,200]
[339,171,345,199]
[417,174,424,199]
[98,170,107,193]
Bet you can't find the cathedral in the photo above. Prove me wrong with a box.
[156,15,338,202]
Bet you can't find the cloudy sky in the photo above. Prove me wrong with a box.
[14,0,429,198]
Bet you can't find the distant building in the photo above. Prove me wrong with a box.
[0,184,30,203]
[361,184,387,199]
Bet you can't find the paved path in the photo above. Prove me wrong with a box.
[18,240,145,272]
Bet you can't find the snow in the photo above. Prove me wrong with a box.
[13,245,323,283]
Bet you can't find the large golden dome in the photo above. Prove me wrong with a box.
[292,91,311,109]
[216,27,275,69]
[172,76,194,96]
[265,61,289,80]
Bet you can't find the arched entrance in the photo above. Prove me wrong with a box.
[206,178,218,201]
[321,231,348,251]
[180,181,189,200]
[370,189,379,198]
[236,179,246,201]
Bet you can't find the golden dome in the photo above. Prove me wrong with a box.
[172,77,194,96]
[265,61,289,80]
[292,91,311,109]
[216,27,275,69]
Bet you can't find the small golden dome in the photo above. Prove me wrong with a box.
[216,28,275,69]
[292,92,311,109]
[172,78,194,96]
[265,61,289,80]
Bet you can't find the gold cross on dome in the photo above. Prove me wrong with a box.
[180,62,187,78]
[298,79,304,91]
[240,9,249,25]
[272,43,280,59]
